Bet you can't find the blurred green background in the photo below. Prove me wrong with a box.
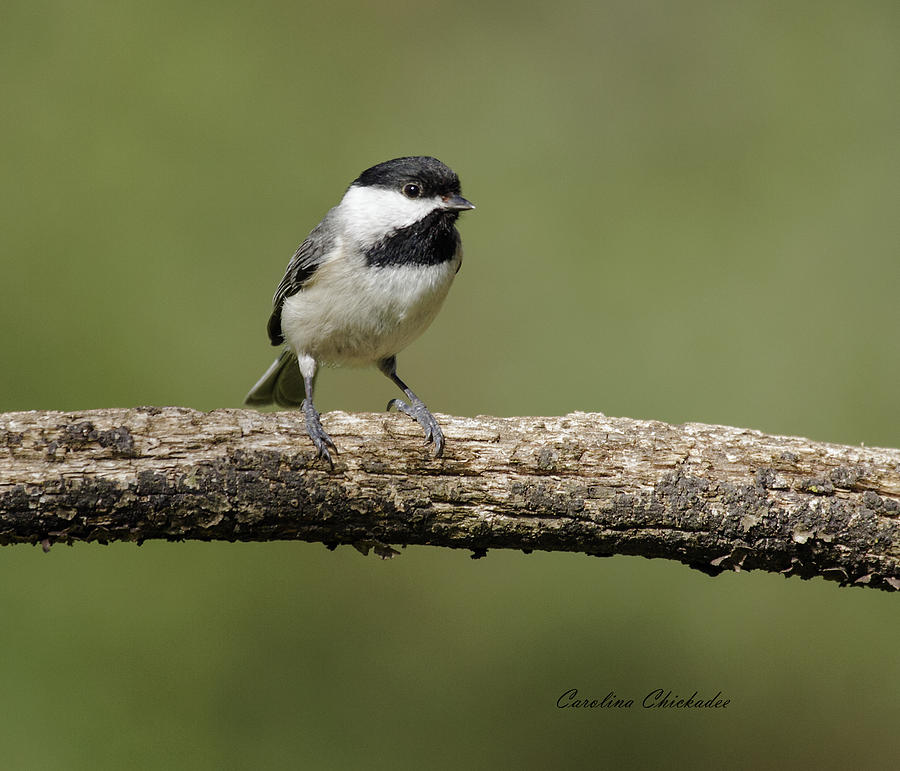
[2,0,899,767]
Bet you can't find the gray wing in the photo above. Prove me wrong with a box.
[267,213,338,345]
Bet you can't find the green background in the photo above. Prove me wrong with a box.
[2,0,899,768]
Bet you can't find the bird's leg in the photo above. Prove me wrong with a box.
[378,356,444,457]
[299,355,336,465]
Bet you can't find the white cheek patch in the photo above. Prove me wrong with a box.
[339,185,442,247]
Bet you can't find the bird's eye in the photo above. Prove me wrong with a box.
[402,183,422,199]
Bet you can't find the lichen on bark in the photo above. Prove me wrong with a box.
[1,407,898,591]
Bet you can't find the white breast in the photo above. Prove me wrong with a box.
[280,242,460,366]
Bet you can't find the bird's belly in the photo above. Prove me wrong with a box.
[280,258,459,365]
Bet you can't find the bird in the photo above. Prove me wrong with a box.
[244,156,474,465]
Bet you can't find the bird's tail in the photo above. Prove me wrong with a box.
[244,349,306,407]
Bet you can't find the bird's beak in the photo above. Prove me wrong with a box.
[442,194,475,211]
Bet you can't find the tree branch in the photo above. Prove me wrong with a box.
[1,407,898,590]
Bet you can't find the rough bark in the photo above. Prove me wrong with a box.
[1,407,898,590]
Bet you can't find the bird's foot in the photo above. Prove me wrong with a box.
[302,398,337,466]
[387,397,444,458]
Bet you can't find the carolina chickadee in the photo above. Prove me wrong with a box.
[245,156,474,464]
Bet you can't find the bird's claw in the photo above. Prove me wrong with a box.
[387,397,444,457]
[303,398,337,467]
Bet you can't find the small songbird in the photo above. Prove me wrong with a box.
[245,156,474,464]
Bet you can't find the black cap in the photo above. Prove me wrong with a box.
[352,156,462,198]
